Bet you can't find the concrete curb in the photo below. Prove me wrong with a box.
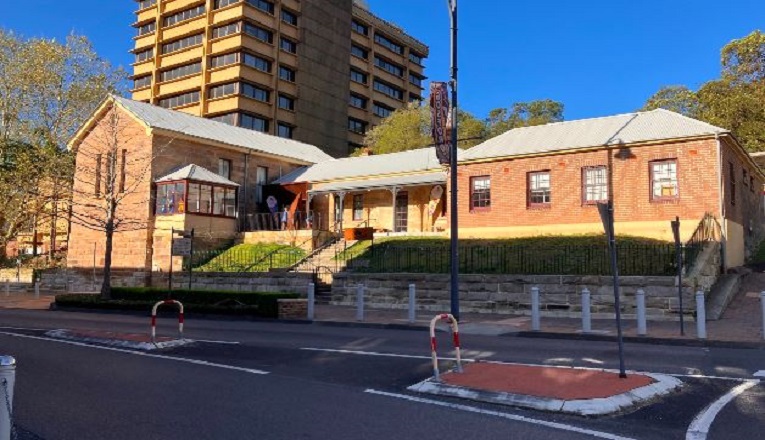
[407,369,682,416]
[44,329,194,351]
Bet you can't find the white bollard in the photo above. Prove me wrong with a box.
[760,291,765,341]
[696,291,707,340]
[636,289,647,336]
[581,288,591,334]
[356,284,364,321]
[0,356,16,440]
[34,282,40,299]
[531,286,540,331]
[408,284,416,324]
[307,283,315,320]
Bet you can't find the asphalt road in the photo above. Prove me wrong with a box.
[0,309,763,440]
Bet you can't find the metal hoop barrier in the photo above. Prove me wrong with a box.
[429,313,463,381]
[151,300,184,344]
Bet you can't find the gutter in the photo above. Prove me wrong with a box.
[716,132,727,270]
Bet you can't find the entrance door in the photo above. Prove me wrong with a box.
[395,192,408,232]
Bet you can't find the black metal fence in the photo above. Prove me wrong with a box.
[344,243,699,276]
[684,213,721,273]
[242,210,321,232]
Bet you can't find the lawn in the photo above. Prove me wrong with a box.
[338,235,688,276]
[193,243,306,273]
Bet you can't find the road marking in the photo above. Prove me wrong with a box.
[365,389,636,440]
[753,370,765,378]
[302,347,755,382]
[192,339,241,345]
[685,380,760,440]
[0,326,50,332]
[301,347,466,361]
[0,331,268,375]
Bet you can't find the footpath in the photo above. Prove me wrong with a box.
[1,272,764,416]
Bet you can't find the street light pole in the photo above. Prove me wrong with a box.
[447,0,459,321]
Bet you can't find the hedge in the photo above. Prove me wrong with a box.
[55,288,300,318]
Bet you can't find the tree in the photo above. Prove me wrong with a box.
[69,106,165,299]
[642,30,765,152]
[641,85,701,117]
[486,99,564,138]
[0,29,123,259]
[361,102,486,155]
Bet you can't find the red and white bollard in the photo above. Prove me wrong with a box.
[151,299,184,344]
[429,313,463,381]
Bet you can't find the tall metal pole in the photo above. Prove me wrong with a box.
[607,201,627,378]
[447,0,460,321]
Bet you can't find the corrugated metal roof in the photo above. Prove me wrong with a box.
[113,96,333,165]
[276,147,454,184]
[309,171,445,193]
[155,164,239,186]
[462,109,728,162]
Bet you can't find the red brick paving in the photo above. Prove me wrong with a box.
[441,363,654,400]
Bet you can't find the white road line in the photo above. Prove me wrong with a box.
[301,347,755,382]
[685,380,760,440]
[192,339,241,345]
[0,331,268,375]
[365,389,636,440]
[301,347,466,361]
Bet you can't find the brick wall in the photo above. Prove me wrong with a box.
[455,139,721,236]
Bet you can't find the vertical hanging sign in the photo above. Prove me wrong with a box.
[430,81,451,165]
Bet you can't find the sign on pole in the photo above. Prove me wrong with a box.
[171,238,192,257]
[430,81,451,165]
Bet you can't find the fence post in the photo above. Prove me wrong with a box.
[531,286,540,331]
[356,284,364,321]
[636,289,647,336]
[0,356,16,440]
[307,283,315,320]
[760,291,765,341]
[581,288,591,334]
[34,281,40,300]
[408,284,416,324]
[696,291,707,340]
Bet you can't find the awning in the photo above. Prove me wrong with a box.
[308,172,445,194]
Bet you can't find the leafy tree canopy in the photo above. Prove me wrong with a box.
[486,99,564,138]
[361,102,486,155]
[642,30,765,152]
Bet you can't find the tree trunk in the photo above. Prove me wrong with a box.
[100,217,114,300]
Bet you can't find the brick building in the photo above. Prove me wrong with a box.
[66,95,331,272]
[456,109,765,268]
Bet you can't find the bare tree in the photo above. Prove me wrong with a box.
[69,107,171,298]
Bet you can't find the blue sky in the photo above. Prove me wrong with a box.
[2,0,762,121]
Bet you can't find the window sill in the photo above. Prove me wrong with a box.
[650,198,679,204]
[161,43,204,58]
[527,204,551,210]
[469,208,491,213]
[157,70,202,85]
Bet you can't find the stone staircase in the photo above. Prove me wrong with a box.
[292,239,357,303]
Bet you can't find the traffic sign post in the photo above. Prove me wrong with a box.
[671,217,685,335]
[597,201,627,378]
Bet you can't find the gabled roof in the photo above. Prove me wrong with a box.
[276,147,456,184]
[462,109,729,162]
[155,164,239,186]
[71,96,333,165]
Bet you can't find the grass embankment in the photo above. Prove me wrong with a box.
[194,243,306,272]
[55,288,300,318]
[338,235,681,276]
